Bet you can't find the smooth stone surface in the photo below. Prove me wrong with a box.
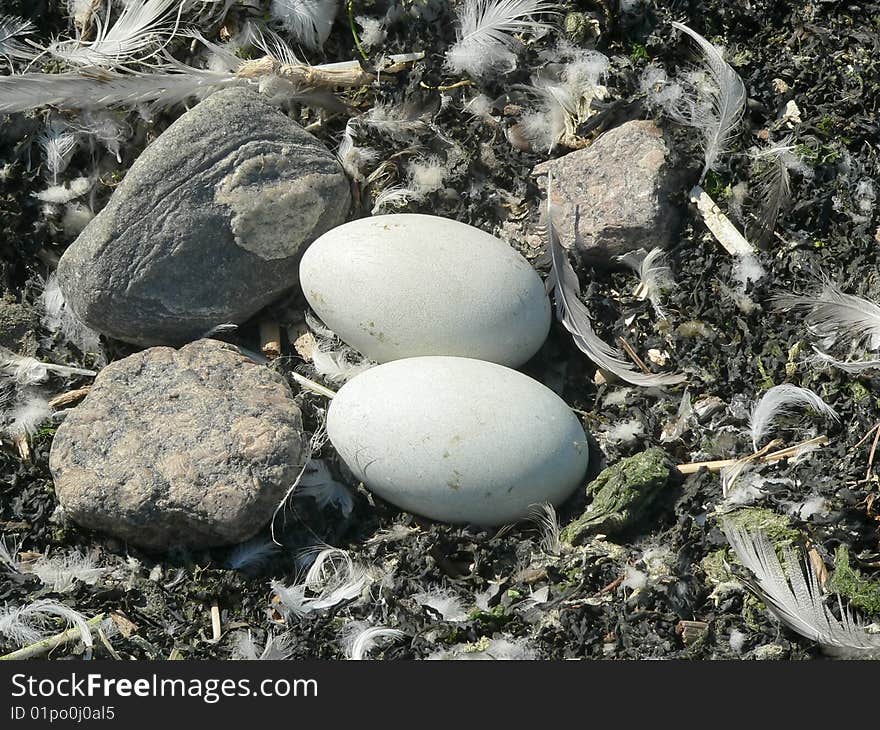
[327,356,589,525]
[299,214,551,367]
[58,87,350,346]
[49,339,305,550]
[533,120,685,262]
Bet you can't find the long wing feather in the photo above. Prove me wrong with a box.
[723,523,880,659]
[545,184,686,387]
[669,22,746,180]
[0,67,241,113]
[748,383,838,450]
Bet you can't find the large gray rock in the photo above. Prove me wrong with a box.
[57,87,351,346]
[49,339,305,550]
[533,120,684,262]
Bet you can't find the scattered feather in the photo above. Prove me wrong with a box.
[723,523,880,658]
[39,274,104,357]
[659,22,746,180]
[30,550,106,593]
[338,119,379,182]
[413,589,469,622]
[272,548,370,619]
[231,630,294,660]
[731,252,765,290]
[270,0,338,50]
[775,281,880,355]
[69,110,132,162]
[296,460,354,516]
[4,393,52,440]
[516,46,608,151]
[744,137,796,245]
[660,389,693,443]
[0,534,22,573]
[810,349,880,374]
[226,537,280,571]
[310,346,373,385]
[355,15,386,49]
[0,599,94,648]
[622,566,648,592]
[729,628,746,653]
[527,502,562,555]
[48,0,185,68]
[360,101,432,140]
[34,176,93,204]
[0,15,36,65]
[38,121,78,185]
[340,621,403,660]
[618,247,674,319]
[748,384,838,450]
[371,185,418,214]
[720,457,757,498]
[601,418,645,445]
[446,0,557,78]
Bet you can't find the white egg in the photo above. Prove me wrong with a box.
[327,356,589,525]
[299,214,551,367]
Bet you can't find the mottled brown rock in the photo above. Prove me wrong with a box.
[533,120,684,262]
[49,339,305,550]
[57,87,351,346]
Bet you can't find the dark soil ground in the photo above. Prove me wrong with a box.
[2,0,880,660]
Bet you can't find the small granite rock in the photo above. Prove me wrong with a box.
[49,339,305,550]
[561,447,672,544]
[58,87,351,346]
[533,120,684,262]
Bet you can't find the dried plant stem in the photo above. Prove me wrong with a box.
[690,185,755,256]
[13,434,31,462]
[419,79,474,92]
[236,52,421,91]
[851,421,880,451]
[866,424,880,481]
[617,337,650,374]
[260,321,282,360]
[49,386,91,409]
[347,0,368,61]
[676,435,828,474]
[0,613,105,661]
[210,604,221,642]
[290,372,337,400]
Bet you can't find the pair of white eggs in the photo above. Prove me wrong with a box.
[299,214,590,525]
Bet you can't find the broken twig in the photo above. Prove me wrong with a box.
[690,185,755,256]
[676,435,828,474]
